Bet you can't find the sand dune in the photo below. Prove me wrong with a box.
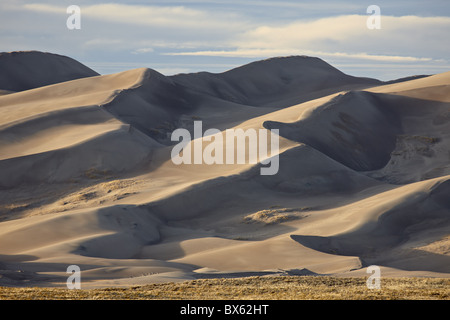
[265,91,450,181]
[172,56,381,108]
[0,52,449,288]
[0,51,98,92]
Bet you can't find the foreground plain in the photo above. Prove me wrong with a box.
[0,276,449,300]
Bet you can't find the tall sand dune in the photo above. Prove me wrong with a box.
[0,51,99,92]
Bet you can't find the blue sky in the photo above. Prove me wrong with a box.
[1,0,449,80]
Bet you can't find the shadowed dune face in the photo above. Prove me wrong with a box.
[0,51,99,92]
[429,179,450,209]
[0,52,449,287]
[264,91,403,171]
[264,91,450,180]
[102,69,194,139]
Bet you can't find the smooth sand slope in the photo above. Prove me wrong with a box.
[0,52,449,288]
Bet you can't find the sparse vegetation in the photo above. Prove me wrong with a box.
[100,179,136,192]
[242,207,311,225]
[72,192,97,202]
[83,168,111,180]
[0,276,448,300]
[409,135,440,144]
[396,134,440,144]
[0,203,30,214]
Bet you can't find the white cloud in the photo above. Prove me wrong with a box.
[83,4,207,27]
[165,14,450,63]
[165,49,433,62]
[131,48,154,54]
[18,4,450,61]
[23,3,65,14]
[22,3,247,31]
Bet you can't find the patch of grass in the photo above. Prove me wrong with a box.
[72,192,97,202]
[0,276,448,300]
[0,203,30,213]
[231,236,251,241]
[100,179,136,192]
[83,168,111,180]
[242,207,311,225]
[398,134,440,144]
[410,135,440,144]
